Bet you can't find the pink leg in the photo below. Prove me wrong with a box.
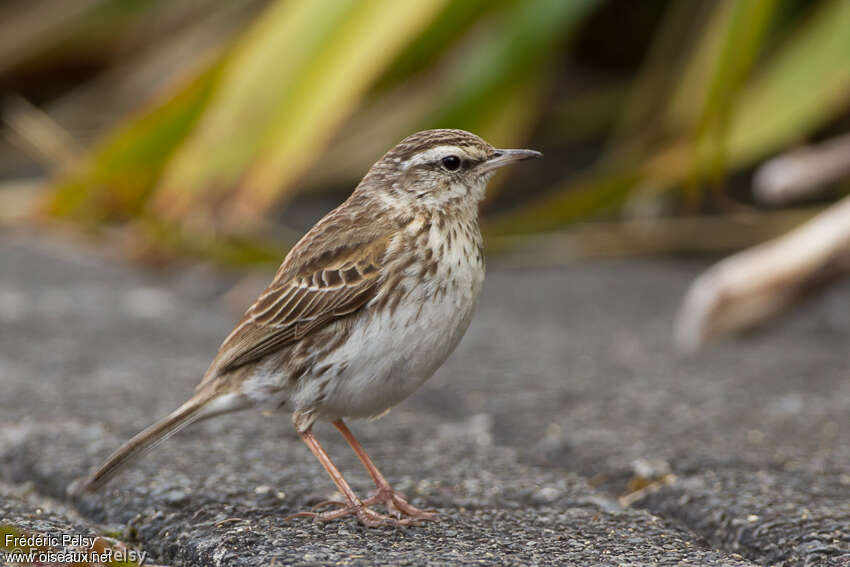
[286,428,413,527]
[332,420,437,521]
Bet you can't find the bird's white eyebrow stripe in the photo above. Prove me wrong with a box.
[403,145,467,169]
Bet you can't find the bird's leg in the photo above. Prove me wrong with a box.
[286,427,412,527]
[332,420,438,521]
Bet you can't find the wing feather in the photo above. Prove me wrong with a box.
[206,233,389,376]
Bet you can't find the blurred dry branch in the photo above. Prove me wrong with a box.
[754,133,850,205]
[3,95,84,172]
[0,0,106,76]
[675,196,850,353]
[488,209,815,268]
[0,178,43,225]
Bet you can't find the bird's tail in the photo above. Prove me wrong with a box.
[71,391,247,494]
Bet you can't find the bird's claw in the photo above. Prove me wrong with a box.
[362,488,438,521]
[285,504,414,528]
[302,489,437,521]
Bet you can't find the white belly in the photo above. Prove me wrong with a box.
[241,214,485,425]
[305,276,480,421]
[294,226,484,421]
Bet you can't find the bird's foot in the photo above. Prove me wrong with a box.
[362,487,438,521]
[300,488,436,524]
[285,503,413,528]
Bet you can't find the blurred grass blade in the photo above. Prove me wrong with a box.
[689,0,776,187]
[376,0,505,90]
[302,0,598,192]
[666,0,744,130]
[234,0,449,223]
[0,0,148,75]
[44,61,223,224]
[3,95,84,172]
[607,0,711,158]
[725,0,850,166]
[150,0,360,225]
[638,0,850,201]
[648,0,850,181]
[488,209,815,265]
[152,0,447,231]
[46,1,262,145]
[431,0,598,134]
[493,0,850,236]
[27,0,850,265]
[474,70,548,154]
[485,169,641,236]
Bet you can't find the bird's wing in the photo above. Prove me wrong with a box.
[206,225,391,378]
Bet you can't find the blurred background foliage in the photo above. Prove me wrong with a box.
[1,0,850,267]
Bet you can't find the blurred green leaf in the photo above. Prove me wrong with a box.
[610,0,708,152]
[647,0,850,182]
[137,217,286,268]
[45,60,223,224]
[297,0,599,190]
[431,0,598,133]
[689,0,777,188]
[152,0,447,231]
[148,0,360,225]
[492,0,850,236]
[29,0,850,263]
[546,83,628,144]
[486,169,641,236]
[725,0,850,166]
[0,0,155,75]
[375,0,506,90]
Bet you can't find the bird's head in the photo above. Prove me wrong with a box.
[357,129,541,210]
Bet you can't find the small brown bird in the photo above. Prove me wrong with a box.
[74,129,541,527]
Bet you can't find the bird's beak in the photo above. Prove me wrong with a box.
[479,148,542,174]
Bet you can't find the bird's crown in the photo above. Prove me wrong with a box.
[383,129,495,164]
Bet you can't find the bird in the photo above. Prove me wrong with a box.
[73,129,541,527]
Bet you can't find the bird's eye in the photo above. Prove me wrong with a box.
[441,155,461,171]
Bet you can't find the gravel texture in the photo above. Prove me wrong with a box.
[1,230,848,566]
